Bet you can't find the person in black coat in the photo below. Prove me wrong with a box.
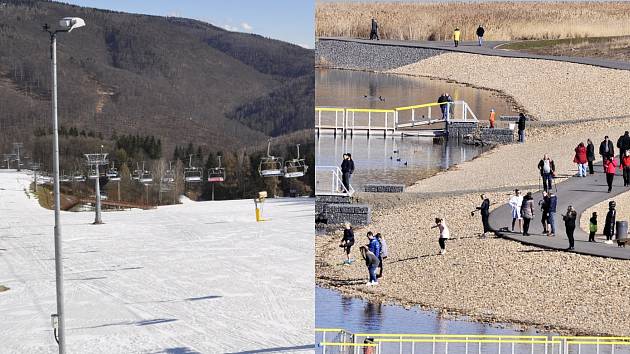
[599,135,615,161]
[370,18,379,40]
[517,113,526,143]
[586,138,596,175]
[340,153,354,192]
[476,25,485,46]
[562,205,577,250]
[604,200,616,244]
[474,194,491,237]
[339,222,355,263]
[437,93,447,119]
[617,131,630,157]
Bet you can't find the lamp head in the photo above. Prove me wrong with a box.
[59,17,85,32]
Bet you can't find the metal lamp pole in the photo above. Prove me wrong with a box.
[44,17,86,354]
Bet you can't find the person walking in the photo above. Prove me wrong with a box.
[604,156,618,193]
[589,212,598,242]
[537,154,556,192]
[476,24,485,46]
[375,233,388,278]
[369,18,379,40]
[340,153,354,192]
[488,109,495,128]
[475,194,491,237]
[617,131,630,157]
[547,191,558,236]
[562,205,577,250]
[574,142,588,177]
[520,192,535,236]
[359,246,379,285]
[621,150,630,186]
[339,222,355,264]
[453,28,461,47]
[540,191,550,234]
[509,189,523,232]
[517,113,527,143]
[604,201,616,244]
[599,135,615,162]
[437,93,447,119]
[586,138,596,175]
[431,217,450,255]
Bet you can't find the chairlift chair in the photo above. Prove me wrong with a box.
[283,144,308,178]
[140,170,153,184]
[162,162,175,184]
[184,155,203,183]
[72,172,86,182]
[88,166,99,179]
[207,155,225,183]
[259,139,284,177]
[106,163,120,181]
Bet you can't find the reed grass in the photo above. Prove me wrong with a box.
[316,2,630,41]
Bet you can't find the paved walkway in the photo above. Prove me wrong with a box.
[319,37,630,71]
[489,162,630,260]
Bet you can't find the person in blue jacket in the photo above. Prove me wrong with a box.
[367,231,381,259]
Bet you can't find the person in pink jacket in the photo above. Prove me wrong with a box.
[604,156,618,193]
[573,142,588,177]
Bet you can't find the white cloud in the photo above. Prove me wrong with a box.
[241,22,253,32]
[297,43,314,49]
[223,24,239,31]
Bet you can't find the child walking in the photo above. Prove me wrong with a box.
[589,212,598,242]
[431,218,450,255]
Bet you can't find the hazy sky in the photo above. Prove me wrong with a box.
[62,0,315,48]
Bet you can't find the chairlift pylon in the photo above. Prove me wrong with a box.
[259,139,284,177]
[283,144,308,178]
[207,155,226,183]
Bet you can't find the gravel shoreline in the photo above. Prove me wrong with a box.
[316,52,630,336]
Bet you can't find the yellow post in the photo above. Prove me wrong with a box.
[255,191,268,222]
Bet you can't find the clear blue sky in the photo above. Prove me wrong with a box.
[62,1,315,48]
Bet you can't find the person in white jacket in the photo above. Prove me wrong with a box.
[509,189,523,232]
[431,218,450,255]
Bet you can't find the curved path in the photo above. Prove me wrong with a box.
[318,37,630,71]
[489,162,630,260]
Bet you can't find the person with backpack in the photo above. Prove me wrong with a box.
[586,139,596,175]
[574,142,588,177]
[604,201,616,244]
[375,233,388,278]
[589,212,598,242]
[369,18,379,40]
[359,246,379,286]
[339,222,355,264]
[453,28,461,47]
[476,24,485,46]
[520,192,535,236]
[537,154,556,192]
[604,156,618,193]
[431,218,450,255]
[562,205,577,250]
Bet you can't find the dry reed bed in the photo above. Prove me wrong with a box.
[316,2,630,41]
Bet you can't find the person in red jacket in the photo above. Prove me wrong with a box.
[573,142,588,177]
[604,156,618,193]
[621,150,630,186]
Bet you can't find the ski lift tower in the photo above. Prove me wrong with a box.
[13,142,23,171]
[84,151,108,224]
[31,162,41,193]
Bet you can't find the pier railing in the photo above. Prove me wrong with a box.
[315,166,354,196]
[316,329,630,354]
[315,100,478,137]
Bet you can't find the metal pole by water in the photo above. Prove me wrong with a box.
[50,32,66,354]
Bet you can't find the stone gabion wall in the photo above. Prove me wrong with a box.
[480,128,515,144]
[316,39,445,71]
[447,121,479,138]
[364,184,405,193]
[320,203,371,226]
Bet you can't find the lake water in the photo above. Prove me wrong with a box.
[316,287,628,354]
[315,69,515,191]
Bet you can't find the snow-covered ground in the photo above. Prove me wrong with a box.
[0,170,314,353]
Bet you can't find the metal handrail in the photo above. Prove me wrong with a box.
[315,165,354,196]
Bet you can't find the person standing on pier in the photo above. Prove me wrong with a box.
[537,154,555,192]
[437,93,448,119]
[476,24,485,46]
[509,189,523,232]
[563,205,577,250]
[520,192,535,236]
[370,18,379,40]
[340,153,354,192]
[453,27,461,47]
[586,139,596,175]
[431,218,450,255]
[475,194,491,237]
[446,93,454,119]
[604,201,617,244]
[517,113,527,143]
